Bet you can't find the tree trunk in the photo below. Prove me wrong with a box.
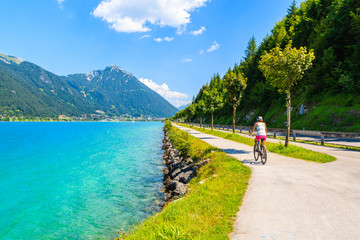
[200,114,203,128]
[232,104,236,133]
[285,89,291,147]
[211,111,214,131]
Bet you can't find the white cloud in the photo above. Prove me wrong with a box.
[92,0,209,33]
[139,34,151,39]
[207,41,220,52]
[182,58,192,62]
[176,26,187,35]
[199,41,219,55]
[164,37,174,42]
[154,37,174,42]
[190,26,206,36]
[172,99,192,108]
[57,0,65,9]
[139,78,190,107]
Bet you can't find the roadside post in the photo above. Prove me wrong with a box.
[321,134,325,145]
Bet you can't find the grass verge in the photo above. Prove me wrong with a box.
[267,135,360,151]
[120,122,251,240]
[178,123,336,163]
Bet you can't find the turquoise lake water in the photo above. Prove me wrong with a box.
[0,122,165,239]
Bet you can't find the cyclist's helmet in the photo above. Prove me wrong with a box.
[257,116,263,121]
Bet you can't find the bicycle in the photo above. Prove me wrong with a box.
[253,138,267,164]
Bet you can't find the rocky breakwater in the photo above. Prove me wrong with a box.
[162,129,208,202]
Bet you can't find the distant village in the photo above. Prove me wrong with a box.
[0,110,166,122]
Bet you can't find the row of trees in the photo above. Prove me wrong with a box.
[173,0,359,144]
[174,69,247,132]
[174,41,314,147]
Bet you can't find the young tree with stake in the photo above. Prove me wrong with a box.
[186,104,196,126]
[203,86,223,131]
[259,41,315,147]
[224,68,247,133]
[195,100,205,128]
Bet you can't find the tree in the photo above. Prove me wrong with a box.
[195,100,205,128]
[259,41,315,147]
[203,86,223,131]
[285,0,298,35]
[185,104,196,126]
[244,36,257,61]
[224,68,247,133]
[172,108,185,122]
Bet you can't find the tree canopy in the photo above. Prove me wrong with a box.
[259,41,315,146]
[259,41,315,92]
[172,0,360,133]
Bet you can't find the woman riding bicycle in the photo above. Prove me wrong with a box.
[249,116,267,146]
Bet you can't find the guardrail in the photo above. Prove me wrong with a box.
[185,123,360,146]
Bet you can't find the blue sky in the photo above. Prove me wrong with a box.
[0,0,297,107]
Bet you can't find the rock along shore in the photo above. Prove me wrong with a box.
[162,128,209,203]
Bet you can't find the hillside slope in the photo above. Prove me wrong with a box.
[178,0,360,133]
[63,65,178,118]
[0,57,97,117]
[0,53,178,118]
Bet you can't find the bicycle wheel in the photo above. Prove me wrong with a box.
[260,145,267,165]
[253,143,260,161]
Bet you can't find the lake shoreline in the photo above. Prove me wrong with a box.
[161,127,208,204]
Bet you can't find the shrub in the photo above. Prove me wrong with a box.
[164,120,172,131]
[169,130,192,158]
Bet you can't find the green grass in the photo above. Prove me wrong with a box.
[267,135,360,151]
[121,123,251,240]
[286,92,360,133]
[211,91,360,133]
[267,142,335,163]
[178,123,336,163]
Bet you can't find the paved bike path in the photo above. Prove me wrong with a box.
[193,123,360,148]
[176,125,360,240]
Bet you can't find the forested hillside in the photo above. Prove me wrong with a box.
[0,55,178,119]
[0,59,98,118]
[174,0,360,133]
[62,65,178,117]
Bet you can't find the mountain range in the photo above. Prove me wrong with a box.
[177,105,187,111]
[0,52,178,118]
